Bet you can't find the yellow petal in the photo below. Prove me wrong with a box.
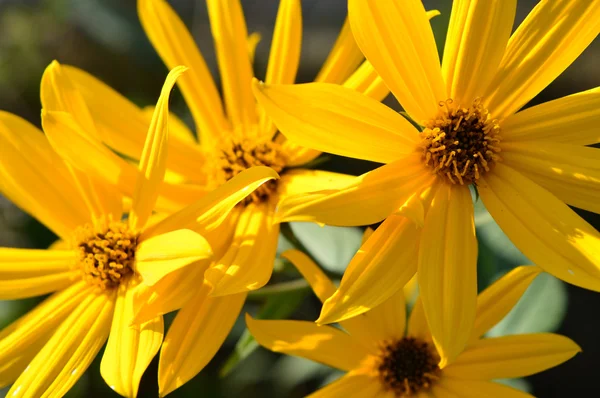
[350,288,407,344]
[141,105,197,146]
[129,66,187,230]
[247,32,261,64]
[246,314,369,372]
[136,229,213,286]
[418,184,477,367]
[502,141,600,214]
[158,284,246,396]
[342,60,390,102]
[278,169,357,199]
[280,142,321,167]
[138,0,228,145]
[0,282,89,386]
[142,166,278,238]
[8,290,114,398]
[314,17,364,84]
[442,0,516,106]
[206,0,256,128]
[348,0,446,122]
[0,111,90,238]
[472,266,542,339]
[435,378,534,398]
[205,204,279,296]
[307,371,384,398]
[281,249,335,302]
[276,154,434,226]
[407,298,430,341]
[318,215,419,324]
[253,80,420,163]
[101,277,163,397]
[479,163,600,291]
[485,1,600,120]
[445,334,580,380]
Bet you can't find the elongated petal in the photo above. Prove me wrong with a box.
[142,166,278,238]
[442,0,516,105]
[485,1,600,120]
[502,87,600,145]
[308,371,384,398]
[136,229,213,286]
[277,169,357,198]
[445,334,580,380]
[129,66,186,230]
[206,0,256,128]
[276,154,435,226]
[253,80,419,163]
[205,204,279,296]
[418,184,477,367]
[246,315,369,372]
[472,266,541,339]
[318,215,418,324]
[138,0,228,145]
[343,60,389,102]
[0,111,89,238]
[348,0,446,122]
[8,290,114,398]
[502,141,600,214]
[479,163,600,291]
[281,250,335,302]
[315,18,364,84]
[435,378,534,398]
[101,277,163,397]
[158,284,246,396]
[407,298,430,341]
[281,141,321,167]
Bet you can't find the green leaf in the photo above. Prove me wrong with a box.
[487,272,568,337]
[220,287,308,377]
[289,222,363,274]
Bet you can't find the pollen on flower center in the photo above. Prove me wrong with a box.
[215,136,287,204]
[74,220,139,290]
[377,337,440,396]
[420,98,501,185]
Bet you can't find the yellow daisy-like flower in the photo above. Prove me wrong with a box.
[248,250,580,397]
[0,66,276,397]
[253,0,600,365]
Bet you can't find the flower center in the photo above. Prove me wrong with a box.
[74,220,139,290]
[377,337,440,397]
[215,137,287,204]
[420,99,501,185]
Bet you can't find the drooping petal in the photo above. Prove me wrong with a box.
[142,166,278,238]
[246,315,370,372]
[206,0,256,128]
[472,266,542,339]
[158,284,246,396]
[442,0,516,105]
[418,184,477,367]
[8,290,114,398]
[348,0,446,122]
[318,215,419,324]
[136,229,213,286]
[435,378,534,398]
[445,334,580,380]
[253,80,419,164]
[484,1,600,120]
[0,111,90,238]
[308,371,385,398]
[501,87,600,145]
[479,163,600,291]
[129,66,187,230]
[502,141,600,214]
[138,0,228,145]
[314,18,364,84]
[343,60,389,102]
[281,250,335,302]
[276,154,435,226]
[101,277,163,397]
[205,204,279,296]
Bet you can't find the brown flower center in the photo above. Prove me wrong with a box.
[421,99,501,185]
[215,137,287,204]
[74,220,139,290]
[377,337,440,397]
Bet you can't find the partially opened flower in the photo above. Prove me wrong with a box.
[247,250,580,397]
[253,0,600,365]
[0,66,276,397]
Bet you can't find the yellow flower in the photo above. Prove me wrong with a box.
[0,66,276,397]
[247,250,580,397]
[253,0,600,365]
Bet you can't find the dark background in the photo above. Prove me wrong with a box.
[0,0,598,396]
